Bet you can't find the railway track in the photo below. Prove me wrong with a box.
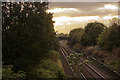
[60,48,75,76]
[61,45,106,79]
[60,43,119,80]
[78,50,120,79]
[60,41,120,80]
[60,46,87,79]
[64,43,120,79]
[60,47,77,77]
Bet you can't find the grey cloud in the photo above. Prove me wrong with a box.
[48,2,118,33]
[48,2,118,10]
[53,9,117,17]
[48,2,118,17]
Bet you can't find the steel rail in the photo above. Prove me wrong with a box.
[60,47,77,77]
[61,46,88,79]
[61,45,106,80]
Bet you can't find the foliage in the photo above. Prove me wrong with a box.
[106,59,120,73]
[48,50,59,62]
[68,20,120,75]
[69,28,84,46]
[67,53,88,76]
[109,17,118,26]
[81,22,106,46]
[2,2,62,78]
[97,23,120,51]
[69,22,106,47]
[29,59,65,78]
[56,33,68,37]
[2,65,25,79]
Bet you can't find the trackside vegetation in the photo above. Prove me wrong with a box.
[68,22,120,74]
[2,2,65,79]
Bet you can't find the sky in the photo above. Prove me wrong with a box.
[47,2,118,33]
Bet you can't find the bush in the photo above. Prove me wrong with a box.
[82,22,106,46]
[97,23,120,51]
[69,28,84,46]
[84,46,108,58]
[73,43,85,51]
[2,65,25,79]
[2,2,60,78]
[30,59,65,78]
[48,50,59,62]
[84,46,95,56]
[112,48,120,59]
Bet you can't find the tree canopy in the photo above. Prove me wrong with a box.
[97,23,120,51]
[82,22,106,46]
[69,28,84,46]
[2,2,62,78]
[69,22,106,47]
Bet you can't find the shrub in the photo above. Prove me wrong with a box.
[112,48,120,59]
[84,46,108,58]
[2,65,25,79]
[84,46,95,56]
[30,59,65,78]
[69,28,84,46]
[48,50,59,62]
[97,23,119,51]
[82,22,106,46]
[73,43,85,51]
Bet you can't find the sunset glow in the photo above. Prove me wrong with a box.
[53,16,100,26]
[98,4,118,10]
[47,8,79,13]
[48,3,118,33]
[103,15,118,20]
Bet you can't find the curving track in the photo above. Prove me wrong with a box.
[59,41,120,80]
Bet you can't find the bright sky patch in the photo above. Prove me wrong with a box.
[99,4,118,10]
[47,8,79,13]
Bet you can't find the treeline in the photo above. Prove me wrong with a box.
[2,2,64,79]
[69,22,120,51]
[69,22,120,74]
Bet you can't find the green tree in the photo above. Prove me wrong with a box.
[2,65,25,79]
[97,23,120,51]
[2,2,59,78]
[82,22,106,46]
[69,28,84,46]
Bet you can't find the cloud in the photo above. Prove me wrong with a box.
[103,15,118,20]
[66,23,72,25]
[53,15,118,28]
[98,4,118,10]
[48,4,118,18]
[48,2,118,18]
[53,16,100,22]
[47,8,79,13]
[48,2,118,33]
[60,27,65,28]
[53,16,100,26]
[54,22,64,26]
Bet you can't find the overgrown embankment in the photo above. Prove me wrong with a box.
[2,2,65,79]
[68,22,120,74]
